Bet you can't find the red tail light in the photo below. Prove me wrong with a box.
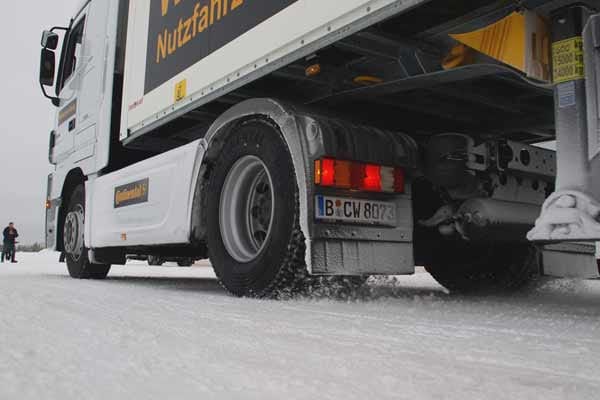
[362,164,382,191]
[394,168,405,194]
[314,158,405,193]
[315,159,337,187]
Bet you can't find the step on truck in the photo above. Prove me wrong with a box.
[40,0,600,296]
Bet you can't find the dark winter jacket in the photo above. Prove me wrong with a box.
[3,227,18,244]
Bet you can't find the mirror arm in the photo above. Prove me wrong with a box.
[40,82,60,107]
[50,26,69,33]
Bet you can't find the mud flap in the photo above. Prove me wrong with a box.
[542,242,599,278]
[306,117,417,276]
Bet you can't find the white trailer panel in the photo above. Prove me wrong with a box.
[120,0,424,140]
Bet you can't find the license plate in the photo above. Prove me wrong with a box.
[315,195,397,226]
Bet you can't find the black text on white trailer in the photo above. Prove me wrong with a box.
[41,0,600,296]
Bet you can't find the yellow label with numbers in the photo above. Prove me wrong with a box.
[552,37,584,83]
[174,79,187,102]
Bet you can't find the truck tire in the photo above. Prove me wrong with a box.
[206,120,307,298]
[147,255,164,266]
[177,258,194,267]
[425,241,540,294]
[63,185,111,279]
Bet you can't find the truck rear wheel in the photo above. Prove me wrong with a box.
[177,259,194,267]
[147,255,164,266]
[206,120,306,298]
[425,241,540,294]
[63,185,111,279]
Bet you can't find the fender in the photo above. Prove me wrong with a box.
[191,98,419,273]
[190,98,314,267]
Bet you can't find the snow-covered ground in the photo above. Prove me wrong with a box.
[1,252,599,400]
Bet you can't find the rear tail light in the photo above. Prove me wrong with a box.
[333,160,352,189]
[360,164,382,192]
[314,158,405,193]
[394,168,405,193]
[315,159,335,186]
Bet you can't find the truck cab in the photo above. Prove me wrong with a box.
[43,0,151,253]
[44,1,115,177]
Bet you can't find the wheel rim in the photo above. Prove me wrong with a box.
[220,155,275,263]
[64,204,85,261]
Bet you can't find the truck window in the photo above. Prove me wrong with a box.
[57,16,86,93]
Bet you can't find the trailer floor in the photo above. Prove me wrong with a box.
[1,252,599,399]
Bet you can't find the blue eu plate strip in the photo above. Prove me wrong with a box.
[317,195,324,217]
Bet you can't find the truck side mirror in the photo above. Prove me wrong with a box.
[40,48,56,87]
[41,31,59,50]
[39,48,60,107]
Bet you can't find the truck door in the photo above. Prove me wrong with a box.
[55,1,111,164]
[54,10,87,162]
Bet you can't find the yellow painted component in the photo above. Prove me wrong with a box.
[442,44,475,70]
[314,160,322,185]
[174,79,187,102]
[552,37,585,83]
[353,75,384,86]
[305,63,322,77]
[452,11,526,71]
[449,11,551,82]
[161,0,182,17]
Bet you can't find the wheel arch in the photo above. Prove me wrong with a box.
[188,98,419,275]
[56,168,87,253]
[190,99,312,266]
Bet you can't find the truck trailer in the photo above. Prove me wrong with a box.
[40,0,600,297]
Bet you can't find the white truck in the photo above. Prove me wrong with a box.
[40,0,600,297]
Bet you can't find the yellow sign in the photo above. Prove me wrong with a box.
[174,79,187,102]
[161,0,182,17]
[155,0,246,65]
[552,37,584,83]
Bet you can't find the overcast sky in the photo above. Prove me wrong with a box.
[0,1,79,244]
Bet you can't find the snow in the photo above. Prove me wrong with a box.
[1,252,600,400]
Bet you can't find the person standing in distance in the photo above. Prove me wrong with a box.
[2,222,19,263]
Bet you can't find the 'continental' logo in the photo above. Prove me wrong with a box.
[145,0,298,94]
[114,179,149,208]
